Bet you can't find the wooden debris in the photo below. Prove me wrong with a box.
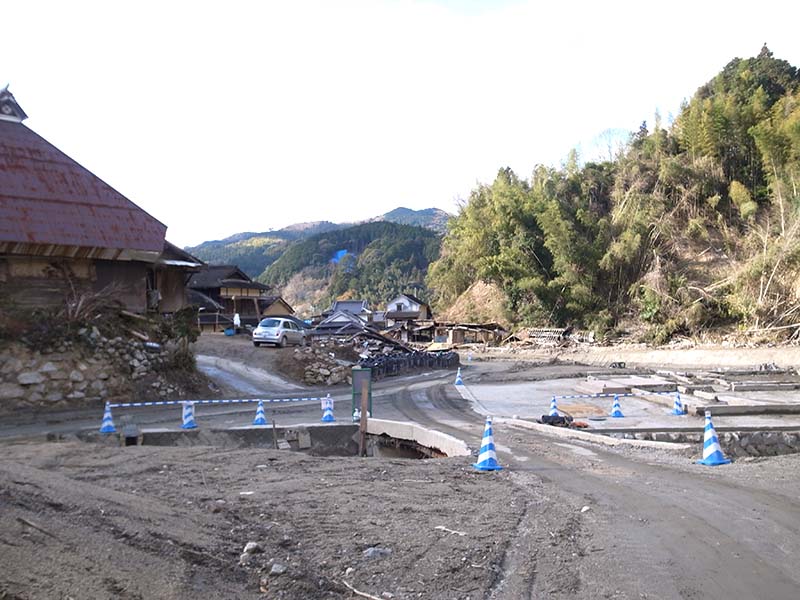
[341,580,384,600]
[434,525,466,536]
[125,327,149,341]
[16,516,58,540]
[119,310,150,322]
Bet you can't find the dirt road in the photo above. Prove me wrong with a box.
[2,345,799,599]
[391,384,800,599]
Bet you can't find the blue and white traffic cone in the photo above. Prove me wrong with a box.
[321,394,335,422]
[99,402,116,433]
[610,394,624,418]
[181,401,198,429]
[473,417,502,471]
[454,367,464,386]
[252,400,268,425]
[697,411,730,466]
[671,392,686,415]
[549,396,559,416]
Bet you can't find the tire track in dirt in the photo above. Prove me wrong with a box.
[390,385,591,599]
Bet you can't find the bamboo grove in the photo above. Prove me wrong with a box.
[427,47,800,342]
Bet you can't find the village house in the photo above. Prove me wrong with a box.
[325,299,372,319]
[187,264,293,331]
[0,87,202,313]
[382,293,434,344]
[384,293,432,323]
[434,322,507,346]
[309,299,377,339]
[313,309,371,337]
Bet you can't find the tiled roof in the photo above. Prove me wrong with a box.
[0,117,166,253]
[188,265,253,288]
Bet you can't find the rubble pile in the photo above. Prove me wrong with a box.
[503,327,595,348]
[608,430,800,457]
[293,346,354,386]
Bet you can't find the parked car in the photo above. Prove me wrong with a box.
[252,317,306,347]
[276,314,312,330]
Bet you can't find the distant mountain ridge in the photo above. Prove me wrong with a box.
[369,207,450,232]
[186,207,450,278]
[262,221,441,311]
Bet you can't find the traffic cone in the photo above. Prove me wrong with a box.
[99,402,116,433]
[352,407,361,422]
[697,411,730,466]
[454,367,464,385]
[610,394,624,418]
[252,400,268,425]
[181,401,198,429]
[671,392,686,415]
[549,396,559,416]
[473,417,502,471]
[321,394,335,422]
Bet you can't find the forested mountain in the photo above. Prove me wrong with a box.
[370,207,450,232]
[263,222,441,314]
[185,221,342,278]
[186,208,449,279]
[427,46,800,342]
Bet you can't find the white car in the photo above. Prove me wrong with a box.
[252,317,306,347]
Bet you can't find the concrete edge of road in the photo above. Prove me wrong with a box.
[367,418,472,457]
[497,417,695,451]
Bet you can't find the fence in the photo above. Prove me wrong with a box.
[552,390,678,400]
[552,392,633,400]
[107,396,328,409]
[357,351,460,380]
[101,395,332,433]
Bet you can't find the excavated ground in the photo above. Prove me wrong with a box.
[0,439,581,600]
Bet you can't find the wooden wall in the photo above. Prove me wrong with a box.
[1,256,193,315]
[156,268,188,313]
[94,260,147,312]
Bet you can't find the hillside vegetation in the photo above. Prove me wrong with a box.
[427,46,800,342]
[186,208,449,279]
[185,222,341,278]
[262,222,441,314]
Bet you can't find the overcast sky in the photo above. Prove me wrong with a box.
[5,0,799,247]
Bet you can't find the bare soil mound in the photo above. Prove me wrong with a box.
[437,281,511,327]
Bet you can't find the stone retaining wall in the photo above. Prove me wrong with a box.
[606,430,800,457]
[0,327,172,412]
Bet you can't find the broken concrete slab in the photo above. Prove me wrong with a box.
[693,389,719,401]
[574,380,630,395]
[730,381,800,392]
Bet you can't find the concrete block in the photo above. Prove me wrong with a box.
[574,380,630,395]
[297,430,312,449]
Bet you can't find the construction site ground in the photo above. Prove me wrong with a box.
[2,335,800,599]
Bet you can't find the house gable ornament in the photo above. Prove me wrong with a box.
[0,86,28,123]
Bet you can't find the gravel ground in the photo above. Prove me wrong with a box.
[0,439,583,600]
